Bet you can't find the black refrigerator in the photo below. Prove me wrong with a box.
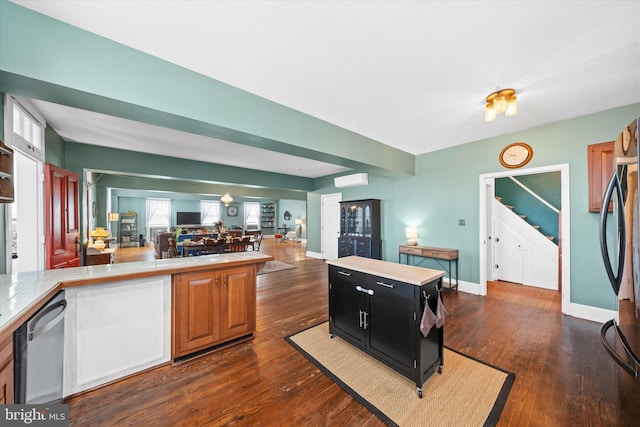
[599,117,640,378]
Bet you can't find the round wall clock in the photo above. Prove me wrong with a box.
[499,142,533,169]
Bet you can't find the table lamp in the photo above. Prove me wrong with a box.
[90,227,110,250]
[405,227,418,246]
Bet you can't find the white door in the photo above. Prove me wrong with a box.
[11,149,43,273]
[494,218,525,284]
[321,193,342,260]
[485,179,496,281]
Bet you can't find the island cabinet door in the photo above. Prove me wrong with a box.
[173,270,222,357]
[329,266,367,347]
[220,265,255,340]
[365,275,415,374]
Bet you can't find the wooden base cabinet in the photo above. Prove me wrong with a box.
[173,265,255,359]
[328,263,443,398]
[0,336,13,404]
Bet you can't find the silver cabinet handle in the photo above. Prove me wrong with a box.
[363,311,368,329]
[376,281,394,289]
[337,270,351,277]
[355,285,374,295]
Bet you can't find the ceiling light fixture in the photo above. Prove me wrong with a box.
[485,88,517,122]
[221,192,233,207]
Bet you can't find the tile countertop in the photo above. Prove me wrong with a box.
[0,252,273,342]
[326,256,445,286]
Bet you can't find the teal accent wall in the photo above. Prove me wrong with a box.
[44,124,65,166]
[108,188,288,239]
[278,199,307,238]
[66,142,313,195]
[495,172,560,241]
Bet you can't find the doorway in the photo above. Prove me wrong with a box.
[321,193,342,260]
[4,95,45,274]
[479,164,570,314]
[10,149,44,273]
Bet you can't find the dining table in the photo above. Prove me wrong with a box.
[176,236,252,257]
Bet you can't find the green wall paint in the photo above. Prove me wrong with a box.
[310,104,640,311]
[1,0,639,314]
[44,125,65,166]
[66,142,312,194]
[495,172,560,241]
[278,199,307,238]
[0,0,413,177]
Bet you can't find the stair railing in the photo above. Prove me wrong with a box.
[508,176,559,214]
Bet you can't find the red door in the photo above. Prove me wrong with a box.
[45,164,80,269]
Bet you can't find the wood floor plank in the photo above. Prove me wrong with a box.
[67,241,639,426]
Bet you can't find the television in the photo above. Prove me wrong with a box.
[176,211,201,226]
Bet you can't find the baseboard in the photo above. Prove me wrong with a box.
[447,279,482,295]
[306,251,323,259]
[567,302,615,323]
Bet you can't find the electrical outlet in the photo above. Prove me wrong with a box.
[458,219,466,226]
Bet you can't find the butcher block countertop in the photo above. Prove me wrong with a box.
[0,251,272,344]
[326,256,445,286]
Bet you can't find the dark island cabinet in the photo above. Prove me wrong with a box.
[328,259,444,398]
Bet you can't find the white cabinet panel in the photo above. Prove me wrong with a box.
[64,275,171,396]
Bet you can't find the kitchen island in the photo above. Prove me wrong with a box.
[0,251,272,402]
[327,256,445,397]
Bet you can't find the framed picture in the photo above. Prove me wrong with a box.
[227,206,238,217]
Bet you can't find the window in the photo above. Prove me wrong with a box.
[6,95,45,162]
[12,102,43,151]
[146,198,171,240]
[244,202,260,231]
[201,200,221,225]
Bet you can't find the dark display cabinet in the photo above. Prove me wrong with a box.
[338,199,381,259]
[328,261,444,398]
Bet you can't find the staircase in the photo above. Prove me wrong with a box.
[492,197,559,290]
[496,196,557,243]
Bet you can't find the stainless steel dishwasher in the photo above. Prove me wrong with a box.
[14,290,66,404]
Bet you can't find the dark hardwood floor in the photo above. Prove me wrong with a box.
[69,239,639,426]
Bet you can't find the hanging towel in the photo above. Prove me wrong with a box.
[420,300,437,337]
[435,294,448,329]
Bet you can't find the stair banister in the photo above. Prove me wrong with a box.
[508,176,559,214]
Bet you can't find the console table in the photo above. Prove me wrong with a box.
[399,245,458,291]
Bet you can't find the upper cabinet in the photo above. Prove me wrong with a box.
[0,141,14,203]
[588,141,614,212]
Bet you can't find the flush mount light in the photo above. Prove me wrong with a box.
[485,88,517,122]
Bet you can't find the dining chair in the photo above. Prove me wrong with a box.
[251,234,263,251]
[167,238,178,258]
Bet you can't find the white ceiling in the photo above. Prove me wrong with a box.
[11,0,640,178]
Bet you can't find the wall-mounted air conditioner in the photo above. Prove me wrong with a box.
[334,173,369,188]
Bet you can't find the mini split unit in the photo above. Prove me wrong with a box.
[334,173,369,188]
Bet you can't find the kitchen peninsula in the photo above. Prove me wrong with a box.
[0,251,272,403]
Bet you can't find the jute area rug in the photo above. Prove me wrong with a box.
[257,260,296,275]
[286,322,514,427]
